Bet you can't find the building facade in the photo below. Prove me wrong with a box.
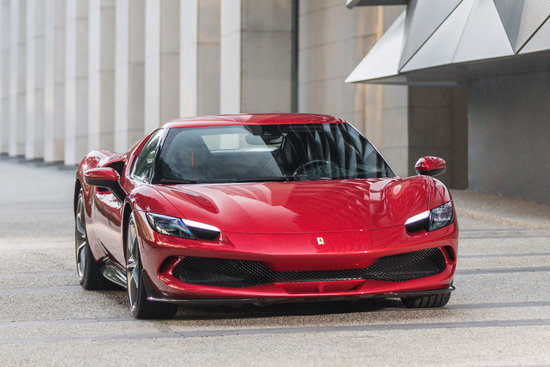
[1,0,547,203]
[347,0,550,204]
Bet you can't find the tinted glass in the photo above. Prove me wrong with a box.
[156,123,393,184]
[132,129,163,182]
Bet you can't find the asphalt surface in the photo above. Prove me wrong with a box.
[1,157,550,366]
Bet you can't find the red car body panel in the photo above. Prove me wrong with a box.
[75,113,458,303]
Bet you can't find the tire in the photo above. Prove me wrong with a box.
[401,292,451,308]
[75,189,110,290]
[126,212,178,319]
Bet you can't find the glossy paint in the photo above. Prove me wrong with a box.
[415,156,446,176]
[75,113,458,302]
[83,167,120,185]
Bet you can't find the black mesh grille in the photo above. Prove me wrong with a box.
[172,248,446,288]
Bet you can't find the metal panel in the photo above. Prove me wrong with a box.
[494,0,550,52]
[346,0,408,8]
[493,0,524,50]
[399,0,462,69]
[401,0,474,72]
[453,0,513,63]
[346,11,406,83]
[519,16,550,54]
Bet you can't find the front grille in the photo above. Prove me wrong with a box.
[171,248,447,288]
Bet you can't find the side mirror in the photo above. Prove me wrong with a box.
[84,167,126,201]
[84,167,120,187]
[415,156,446,177]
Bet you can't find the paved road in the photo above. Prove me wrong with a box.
[1,157,550,366]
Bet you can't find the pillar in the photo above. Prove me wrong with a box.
[25,0,45,160]
[180,0,220,117]
[114,0,145,152]
[144,0,180,132]
[88,0,115,151]
[44,0,66,162]
[220,0,293,113]
[64,0,88,165]
[0,0,10,154]
[9,0,26,156]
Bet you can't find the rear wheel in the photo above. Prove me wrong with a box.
[126,213,178,319]
[75,190,109,290]
[401,292,451,308]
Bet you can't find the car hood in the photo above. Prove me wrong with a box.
[154,176,430,234]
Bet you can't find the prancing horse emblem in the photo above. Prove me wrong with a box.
[316,237,325,245]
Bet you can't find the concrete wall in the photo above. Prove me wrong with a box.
[468,72,550,204]
[298,1,409,175]
[409,86,468,188]
[0,0,468,192]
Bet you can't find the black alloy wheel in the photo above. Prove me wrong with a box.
[126,212,178,319]
[75,189,109,289]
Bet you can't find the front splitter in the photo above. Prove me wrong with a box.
[147,285,455,306]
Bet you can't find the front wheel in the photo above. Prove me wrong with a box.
[126,213,178,319]
[75,190,109,290]
[401,292,451,308]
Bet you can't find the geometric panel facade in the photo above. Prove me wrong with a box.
[453,0,514,63]
[519,15,550,54]
[399,0,463,68]
[347,0,550,84]
[494,0,550,52]
[346,11,407,83]
[401,0,475,71]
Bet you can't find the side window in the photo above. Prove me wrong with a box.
[132,130,163,182]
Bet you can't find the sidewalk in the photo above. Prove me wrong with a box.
[452,189,550,231]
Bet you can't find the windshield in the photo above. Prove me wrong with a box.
[155,123,394,184]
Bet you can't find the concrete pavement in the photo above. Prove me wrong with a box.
[1,157,550,366]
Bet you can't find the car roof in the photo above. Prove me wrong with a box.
[161,113,347,129]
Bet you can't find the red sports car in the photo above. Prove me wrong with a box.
[74,113,458,319]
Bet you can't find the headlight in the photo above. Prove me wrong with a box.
[429,202,454,231]
[146,212,220,240]
[405,202,454,232]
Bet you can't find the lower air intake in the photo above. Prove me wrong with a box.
[171,248,447,288]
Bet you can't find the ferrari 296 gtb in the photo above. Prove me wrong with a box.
[74,113,458,318]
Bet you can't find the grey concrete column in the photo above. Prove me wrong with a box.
[115,0,145,152]
[408,86,468,188]
[9,0,26,157]
[65,0,88,165]
[44,0,66,162]
[220,0,292,113]
[25,0,45,160]
[0,0,10,154]
[145,0,180,131]
[88,0,115,152]
[180,0,220,117]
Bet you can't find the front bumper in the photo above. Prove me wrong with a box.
[132,210,458,302]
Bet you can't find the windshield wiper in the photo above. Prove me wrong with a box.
[159,178,201,184]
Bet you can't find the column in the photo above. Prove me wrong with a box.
[180,0,220,117]
[88,0,115,152]
[0,0,10,154]
[145,0,180,132]
[220,0,293,113]
[9,0,26,157]
[25,0,45,160]
[65,0,88,165]
[44,0,66,162]
[114,0,145,152]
